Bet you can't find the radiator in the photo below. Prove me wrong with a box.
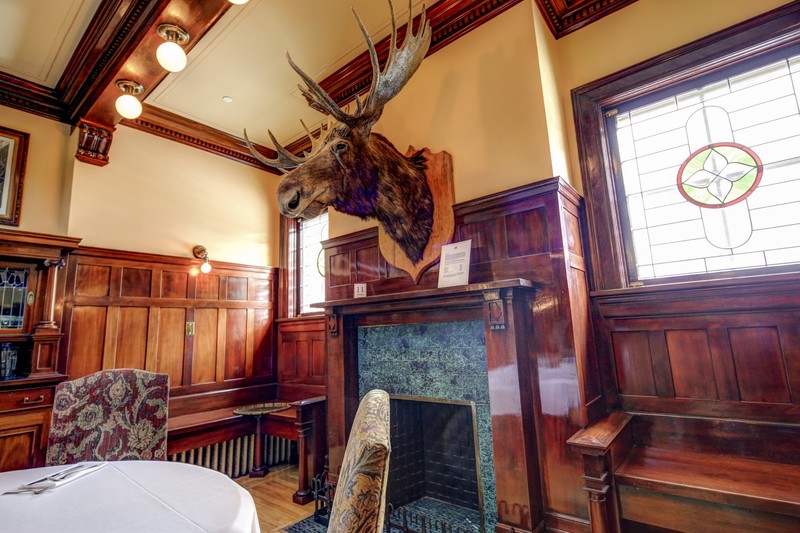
[168,435,296,478]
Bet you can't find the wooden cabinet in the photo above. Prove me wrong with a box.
[0,382,54,471]
[0,229,81,471]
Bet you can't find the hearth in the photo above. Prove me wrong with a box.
[387,396,484,532]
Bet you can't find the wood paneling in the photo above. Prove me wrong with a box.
[66,306,106,378]
[121,268,151,297]
[355,247,381,283]
[506,207,548,258]
[277,317,326,386]
[115,307,148,369]
[666,330,717,400]
[594,276,800,422]
[729,327,790,404]
[75,265,110,297]
[162,271,188,298]
[62,247,277,398]
[157,308,186,386]
[227,277,248,301]
[192,308,218,384]
[612,332,656,397]
[224,309,247,380]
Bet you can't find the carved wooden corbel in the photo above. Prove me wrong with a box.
[75,119,115,166]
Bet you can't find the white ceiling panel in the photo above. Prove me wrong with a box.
[0,0,101,87]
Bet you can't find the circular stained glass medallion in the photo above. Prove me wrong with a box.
[677,142,762,208]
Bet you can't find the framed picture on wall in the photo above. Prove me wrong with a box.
[0,126,29,226]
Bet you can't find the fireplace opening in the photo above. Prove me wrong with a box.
[386,395,484,533]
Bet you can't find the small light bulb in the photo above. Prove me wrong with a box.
[228,0,249,4]
[157,41,187,72]
[115,94,142,119]
[222,96,233,103]
[200,260,212,274]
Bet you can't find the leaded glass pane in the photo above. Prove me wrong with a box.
[613,53,800,280]
[0,268,28,329]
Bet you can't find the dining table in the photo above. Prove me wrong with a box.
[0,460,261,532]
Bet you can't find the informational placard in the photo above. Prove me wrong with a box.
[437,239,472,288]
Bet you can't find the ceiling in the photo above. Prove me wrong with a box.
[0,0,637,169]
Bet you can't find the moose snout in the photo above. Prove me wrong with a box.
[287,190,300,210]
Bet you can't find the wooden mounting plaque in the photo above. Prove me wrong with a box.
[378,147,455,284]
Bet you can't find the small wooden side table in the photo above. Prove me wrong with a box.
[234,402,290,477]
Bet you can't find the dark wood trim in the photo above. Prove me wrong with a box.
[533,0,639,40]
[574,0,800,291]
[62,0,171,125]
[0,73,66,122]
[71,245,275,274]
[0,1,169,124]
[124,105,280,173]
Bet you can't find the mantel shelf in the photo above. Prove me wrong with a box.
[313,278,537,314]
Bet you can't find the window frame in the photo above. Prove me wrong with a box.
[573,2,800,291]
[279,213,328,318]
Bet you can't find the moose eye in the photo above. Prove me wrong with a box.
[332,142,348,154]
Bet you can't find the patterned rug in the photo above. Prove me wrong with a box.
[282,497,481,532]
[282,515,326,533]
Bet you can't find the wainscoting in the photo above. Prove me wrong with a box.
[60,247,278,393]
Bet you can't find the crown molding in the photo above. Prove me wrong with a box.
[533,0,639,39]
[126,104,281,174]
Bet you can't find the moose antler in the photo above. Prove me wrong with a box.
[247,0,431,170]
[289,0,431,132]
[243,119,334,172]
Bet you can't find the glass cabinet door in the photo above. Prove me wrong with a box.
[0,262,37,334]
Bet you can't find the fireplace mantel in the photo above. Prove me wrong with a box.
[317,278,536,335]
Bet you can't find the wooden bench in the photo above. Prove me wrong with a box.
[167,383,326,504]
[569,412,800,533]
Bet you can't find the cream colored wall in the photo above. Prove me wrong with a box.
[68,126,279,266]
[0,105,73,235]
[555,0,793,191]
[330,1,558,238]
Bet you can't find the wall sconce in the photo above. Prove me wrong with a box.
[193,245,212,273]
[156,24,190,72]
[115,80,144,119]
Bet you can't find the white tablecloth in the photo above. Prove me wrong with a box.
[0,461,260,533]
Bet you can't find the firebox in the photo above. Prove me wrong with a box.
[387,395,484,532]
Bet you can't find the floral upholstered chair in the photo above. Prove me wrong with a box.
[46,369,170,466]
[328,389,391,533]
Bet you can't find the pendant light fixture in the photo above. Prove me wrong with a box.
[156,24,190,73]
[115,80,144,119]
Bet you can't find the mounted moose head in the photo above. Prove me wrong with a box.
[245,0,434,264]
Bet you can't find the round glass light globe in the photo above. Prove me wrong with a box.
[200,261,212,274]
[156,41,187,72]
[228,0,249,4]
[115,94,142,119]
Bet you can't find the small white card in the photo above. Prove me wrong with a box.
[437,240,472,288]
[354,283,367,298]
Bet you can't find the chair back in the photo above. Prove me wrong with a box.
[328,389,391,533]
[46,369,169,466]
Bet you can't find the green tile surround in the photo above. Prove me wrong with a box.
[357,320,497,530]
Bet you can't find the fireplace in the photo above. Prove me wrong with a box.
[324,279,545,532]
[387,396,484,531]
[358,320,494,530]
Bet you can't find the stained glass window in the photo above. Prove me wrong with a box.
[610,53,800,280]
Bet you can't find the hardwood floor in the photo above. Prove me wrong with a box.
[236,464,315,532]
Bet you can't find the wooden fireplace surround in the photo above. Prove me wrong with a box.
[321,279,543,532]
